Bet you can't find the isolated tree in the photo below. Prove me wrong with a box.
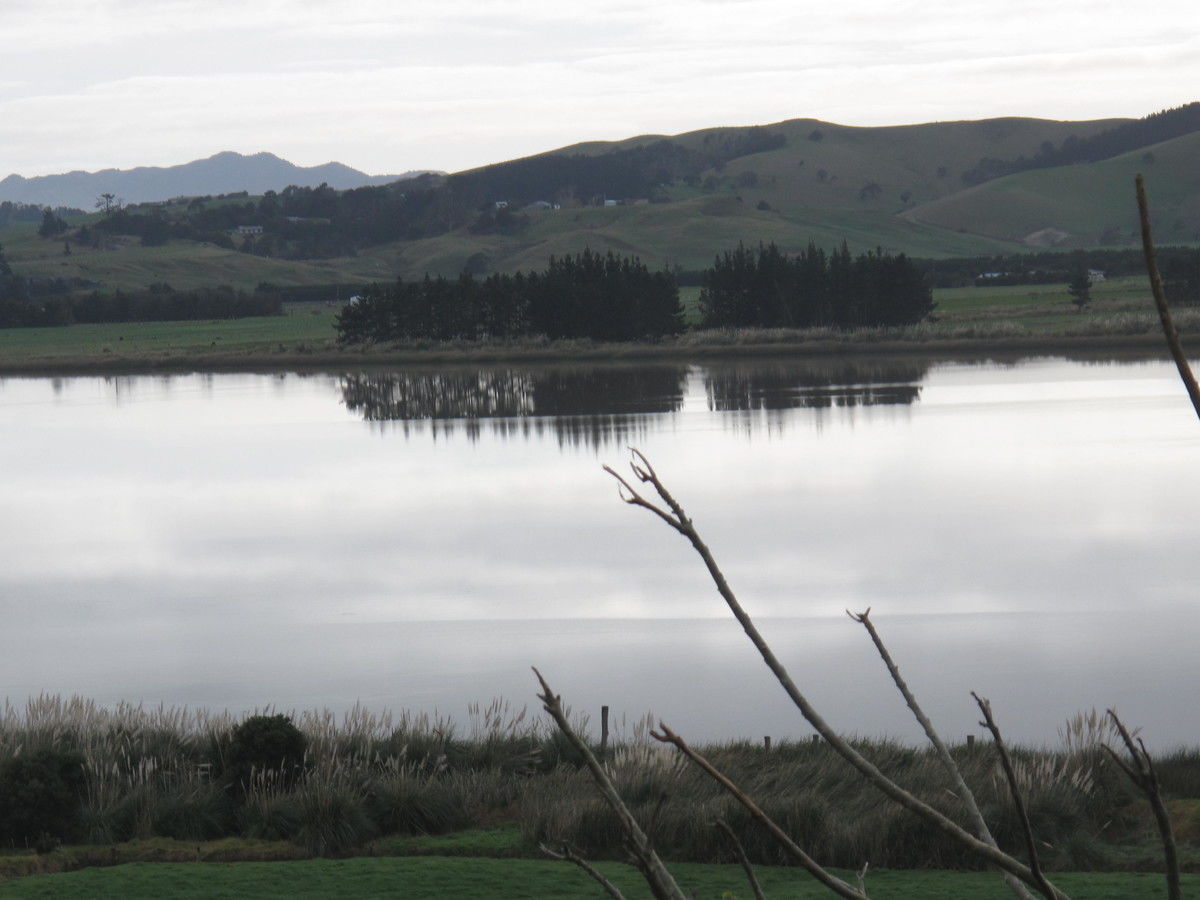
[95,192,116,215]
[1067,255,1092,311]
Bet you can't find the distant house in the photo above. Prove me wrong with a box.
[235,225,264,235]
[603,199,617,207]
[493,200,509,210]
[524,200,560,210]
[1088,269,1106,282]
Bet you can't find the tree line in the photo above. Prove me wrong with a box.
[336,242,934,345]
[0,249,280,327]
[0,201,85,229]
[916,246,1200,295]
[335,250,683,344]
[699,242,934,329]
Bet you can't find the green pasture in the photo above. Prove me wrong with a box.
[0,855,1187,899]
[0,302,340,364]
[0,274,1184,371]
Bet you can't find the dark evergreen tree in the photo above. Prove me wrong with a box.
[0,242,38,327]
[698,241,933,330]
[1164,248,1200,305]
[1067,255,1092,311]
[335,250,681,344]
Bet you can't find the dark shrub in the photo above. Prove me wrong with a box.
[0,749,87,846]
[222,714,307,794]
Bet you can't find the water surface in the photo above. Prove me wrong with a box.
[1,356,1197,746]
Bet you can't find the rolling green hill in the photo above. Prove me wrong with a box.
[901,130,1200,248]
[3,109,1197,294]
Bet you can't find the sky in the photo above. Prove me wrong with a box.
[2,0,1198,179]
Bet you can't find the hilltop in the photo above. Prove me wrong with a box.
[1,105,1197,293]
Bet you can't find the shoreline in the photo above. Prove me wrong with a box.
[0,331,1181,376]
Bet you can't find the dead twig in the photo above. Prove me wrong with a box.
[972,693,1056,900]
[533,667,687,900]
[539,841,627,899]
[652,722,868,899]
[715,818,766,900]
[1136,173,1200,420]
[1102,710,1181,900]
[850,608,1033,900]
[606,451,1069,900]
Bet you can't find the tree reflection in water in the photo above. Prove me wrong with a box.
[705,360,926,412]
[340,359,930,448]
[340,366,688,449]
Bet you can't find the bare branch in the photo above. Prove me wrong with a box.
[715,818,766,900]
[533,668,687,900]
[1137,174,1200,421]
[612,451,1068,900]
[602,464,684,534]
[540,842,627,900]
[855,862,870,896]
[1103,710,1181,900]
[972,693,1056,900]
[849,608,1033,900]
[652,722,869,899]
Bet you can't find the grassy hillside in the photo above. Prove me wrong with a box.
[356,196,1021,278]
[558,116,1122,210]
[902,130,1200,247]
[0,225,384,293]
[5,112,1198,292]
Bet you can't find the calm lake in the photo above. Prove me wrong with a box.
[2,355,1198,747]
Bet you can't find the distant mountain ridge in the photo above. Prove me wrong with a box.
[0,152,437,210]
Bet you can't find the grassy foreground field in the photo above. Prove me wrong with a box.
[0,854,1189,899]
[0,276,1193,373]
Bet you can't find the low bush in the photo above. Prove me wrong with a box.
[222,714,307,796]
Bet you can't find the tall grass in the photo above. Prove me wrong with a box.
[0,695,1194,867]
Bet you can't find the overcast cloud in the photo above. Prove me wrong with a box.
[2,0,1197,177]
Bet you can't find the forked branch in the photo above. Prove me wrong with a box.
[533,667,687,900]
[605,451,1068,900]
[972,693,1055,900]
[1102,709,1180,900]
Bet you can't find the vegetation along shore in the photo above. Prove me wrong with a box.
[2,696,1200,896]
